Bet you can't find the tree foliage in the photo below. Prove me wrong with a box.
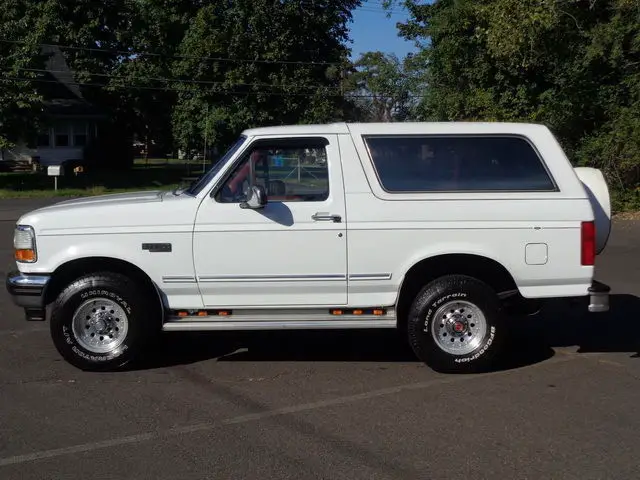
[1,0,361,162]
[0,1,53,151]
[395,0,640,206]
[345,51,423,122]
[171,0,359,152]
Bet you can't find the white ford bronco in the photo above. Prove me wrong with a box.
[7,122,612,373]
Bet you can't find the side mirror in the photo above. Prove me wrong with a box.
[240,185,267,210]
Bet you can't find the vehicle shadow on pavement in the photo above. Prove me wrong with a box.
[526,293,640,355]
[136,329,557,373]
[134,294,640,372]
[141,329,419,368]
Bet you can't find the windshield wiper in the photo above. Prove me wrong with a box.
[172,181,191,196]
[173,175,200,196]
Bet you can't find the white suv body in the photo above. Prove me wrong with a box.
[7,122,612,372]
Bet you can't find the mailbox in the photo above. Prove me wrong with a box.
[48,165,64,176]
[48,164,64,191]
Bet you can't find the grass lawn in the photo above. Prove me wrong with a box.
[0,163,206,199]
[133,157,203,166]
[0,160,330,199]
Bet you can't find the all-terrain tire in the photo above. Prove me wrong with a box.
[50,272,157,371]
[407,274,506,373]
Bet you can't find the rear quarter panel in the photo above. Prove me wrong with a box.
[339,124,595,306]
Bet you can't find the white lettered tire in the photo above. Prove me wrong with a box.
[50,272,155,371]
[407,275,506,373]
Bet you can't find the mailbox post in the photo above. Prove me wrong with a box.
[47,165,64,191]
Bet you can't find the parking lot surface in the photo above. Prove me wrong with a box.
[0,198,639,479]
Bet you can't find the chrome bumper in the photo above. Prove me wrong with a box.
[6,271,50,310]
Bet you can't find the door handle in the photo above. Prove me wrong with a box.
[312,212,342,223]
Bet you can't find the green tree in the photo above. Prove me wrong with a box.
[346,51,423,122]
[42,0,198,165]
[171,0,361,153]
[1,0,364,169]
[394,0,640,207]
[0,1,55,153]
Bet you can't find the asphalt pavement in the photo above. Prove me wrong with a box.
[0,198,639,480]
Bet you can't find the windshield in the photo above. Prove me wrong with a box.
[184,135,247,196]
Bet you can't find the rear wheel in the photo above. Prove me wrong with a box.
[50,272,157,371]
[407,274,506,373]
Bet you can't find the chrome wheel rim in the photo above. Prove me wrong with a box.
[431,300,487,356]
[72,298,129,353]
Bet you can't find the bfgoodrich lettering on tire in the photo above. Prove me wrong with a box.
[407,274,506,373]
[50,272,155,371]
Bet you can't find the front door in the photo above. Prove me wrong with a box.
[193,135,347,308]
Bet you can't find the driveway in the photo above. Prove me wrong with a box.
[0,198,638,479]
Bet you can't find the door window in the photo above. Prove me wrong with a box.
[216,138,330,203]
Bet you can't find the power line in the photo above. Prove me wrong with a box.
[0,39,346,67]
[1,76,424,99]
[0,76,364,97]
[18,68,346,91]
[299,0,406,14]
[355,6,407,15]
[31,68,344,91]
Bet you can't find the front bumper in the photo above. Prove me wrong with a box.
[6,271,50,313]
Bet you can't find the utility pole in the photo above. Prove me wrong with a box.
[203,104,208,174]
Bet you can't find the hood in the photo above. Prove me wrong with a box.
[40,190,165,211]
[16,190,174,232]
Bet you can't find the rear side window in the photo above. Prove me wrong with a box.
[363,135,556,192]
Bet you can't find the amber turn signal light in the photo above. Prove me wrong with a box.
[15,249,36,262]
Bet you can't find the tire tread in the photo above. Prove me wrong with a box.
[407,274,505,373]
[50,271,154,371]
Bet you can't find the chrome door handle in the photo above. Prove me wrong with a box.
[312,212,342,223]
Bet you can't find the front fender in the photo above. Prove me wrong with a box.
[20,236,149,276]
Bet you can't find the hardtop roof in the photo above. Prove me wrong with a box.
[241,121,551,137]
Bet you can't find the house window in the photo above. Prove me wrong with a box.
[54,123,70,147]
[37,130,51,147]
[72,122,88,146]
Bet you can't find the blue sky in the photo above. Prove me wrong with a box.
[348,1,418,60]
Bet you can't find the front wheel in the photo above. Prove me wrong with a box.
[50,272,156,371]
[407,275,506,373]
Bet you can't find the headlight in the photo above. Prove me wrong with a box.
[14,225,37,263]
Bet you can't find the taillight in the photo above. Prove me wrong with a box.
[581,221,595,266]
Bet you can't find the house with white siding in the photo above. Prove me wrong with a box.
[3,45,106,168]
